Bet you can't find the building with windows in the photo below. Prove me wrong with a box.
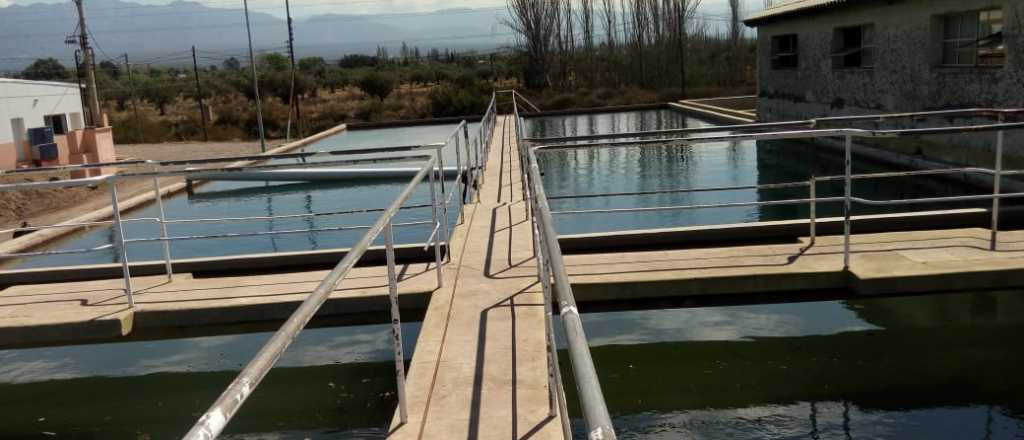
[0,78,115,174]
[745,0,1022,122]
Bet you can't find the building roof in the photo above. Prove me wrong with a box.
[744,0,861,26]
[0,78,81,89]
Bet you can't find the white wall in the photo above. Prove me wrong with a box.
[0,79,85,145]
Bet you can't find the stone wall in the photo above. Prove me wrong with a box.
[753,0,1023,173]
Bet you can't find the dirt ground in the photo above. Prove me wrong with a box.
[0,140,282,242]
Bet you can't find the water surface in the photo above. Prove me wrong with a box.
[10,123,478,269]
[557,290,1024,439]
[529,110,989,235]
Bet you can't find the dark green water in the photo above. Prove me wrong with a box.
[530,110,989,235]
[559,290,1024,439]
[3,291,1020,439]
[10,123,476,269]
[0,322,422,439]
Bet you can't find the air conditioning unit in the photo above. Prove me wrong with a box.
[27,127,54,148]
[32,143,59,162]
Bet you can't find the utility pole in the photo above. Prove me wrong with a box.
[191,46,209,142]
[73,51,88,123]
[243,0,267,152]
[285,0,301,140]
[124,53,143,143]
[73,0,103,127]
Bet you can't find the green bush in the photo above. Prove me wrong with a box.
[357,72,396,101]
[428,86,488,118]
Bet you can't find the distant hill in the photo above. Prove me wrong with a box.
[0,0,759,71]
[0,1,513,70]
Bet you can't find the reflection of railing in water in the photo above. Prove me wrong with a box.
[512,92,1024,440]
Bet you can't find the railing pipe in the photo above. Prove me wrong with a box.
[427,157,444,288]
[384,220,409,424]
[843,135,853,270]
[108,179,135,307]
[992,117,1004,251]
[526,147,617,440]
[152,175,173,281]
[182,159,435,440]
[435,146,451,261]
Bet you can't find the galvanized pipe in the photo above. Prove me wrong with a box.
[182,158,435,440]
[526,107,1024,144]
[809,177,817,245]
[843,135,853,271]
[384,221,409,424]
[992,119,1004,251]
[152,175,173,281]
[108,179,135,307]
[526,147,617,440]
[124,221,432,244]
[427,158,444,288]
[435,146,451,262]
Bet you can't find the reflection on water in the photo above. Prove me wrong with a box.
[0,323,420,439]
[531,110,987,235]
[559,290,1024,439]
[10,123,477,269]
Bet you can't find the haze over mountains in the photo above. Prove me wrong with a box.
[0,0,511,69]
[0,0,758,70]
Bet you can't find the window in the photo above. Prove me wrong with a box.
[831,24,875,69]
[942,9,1005,66]
[771,34,799,69]
[44,114,68,135]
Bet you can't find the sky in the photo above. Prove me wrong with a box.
[0,0,763,19]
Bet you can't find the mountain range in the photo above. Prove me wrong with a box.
[0,0,512,70]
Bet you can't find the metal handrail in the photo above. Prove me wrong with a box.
[182,158,436,440]
[509,92,617,440]
[529,108,1023,268]
[527,107,1024,144]
[514,94,1024,438]
[0,146,449,305]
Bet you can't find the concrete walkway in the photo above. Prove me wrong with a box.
[390,116,562,439]
[567,227,1024,300]
[0,262,438,348]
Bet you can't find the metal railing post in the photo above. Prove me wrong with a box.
[843,135,853,270]
[435,145,451,261]
[428,159,444,288]
[809,176,817,246]
[454,131,466,223]
[385,221,409,424]
[108,178,135,307]
[152,175,173,281]
[991,116,1004,251]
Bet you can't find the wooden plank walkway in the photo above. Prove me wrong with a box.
[390,115,562,439]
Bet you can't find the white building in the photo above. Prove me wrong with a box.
[0,78,86,170]
[1,78,114,174]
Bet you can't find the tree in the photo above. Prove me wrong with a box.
[98,60,120,80]
[259,53,290,72]
[298,56,326,77]
[22,58,69,81]
[222,57,241,71]
[357,72,395,101]
[139,78,181,116]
